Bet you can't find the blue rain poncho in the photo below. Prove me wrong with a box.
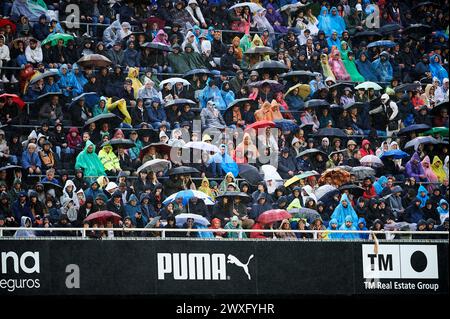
[372,52,393,82]
[331,193,358,227]
[429,54,448,83]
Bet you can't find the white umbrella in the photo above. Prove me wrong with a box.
[183,141,220,153]
[175,213,210,227]
[315,185,338,201]
[159,77,190,88]
[360,155,384,168]
[229,2,263,13]
[355,81,383,90]
[137,159,171,174]
[404,136,439,150]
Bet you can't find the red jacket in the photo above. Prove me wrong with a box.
[363,185,377,199]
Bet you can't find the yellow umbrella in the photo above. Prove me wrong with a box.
[284,175,301,188]
[284,83,311,99]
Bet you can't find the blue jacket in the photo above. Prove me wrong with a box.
[12,199,34,223]
[147,106,167,123]
[416,185,429,208]
[123,48,141,68]
[22,150,42,169]
[355,52,378,82]
[357,217,369,239]
[372,52,393,82]
[327,218,340,239]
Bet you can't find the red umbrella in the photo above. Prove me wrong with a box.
[0,93,25,110]
[0,19,16,33]
[146,17,166,29]
[84,211,122,225]
[257,209,291,225]
[244,120,275,132]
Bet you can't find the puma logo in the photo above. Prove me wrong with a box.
[227,254,254,280]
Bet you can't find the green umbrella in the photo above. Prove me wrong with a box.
[41,33,74,46]
[423,127,449,137]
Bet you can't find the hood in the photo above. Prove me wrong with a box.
[69,127,79,134]
[417,185,428,196]
[83,140,96,153]
[432,156,443,167]
[64,180,76,192]
[422,155,431,166]
[320,6,329,15]
[357,217,367,227]
[344,215,353,223]
[128,194,139,204]
[411,152,421,163]
[200,176,210,188]
[439,199,449,208]
[340,193,351,205]
[21,216,31,227]
[139,193,150,202]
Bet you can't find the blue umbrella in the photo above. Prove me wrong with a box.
[175,213,210,227]
[163,190,214,206]
[367,40,397,48]
[274,119,298,133]
[380,150,410,159]
[398,124,431,135]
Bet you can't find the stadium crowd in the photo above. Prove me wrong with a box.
[0,0,449,239]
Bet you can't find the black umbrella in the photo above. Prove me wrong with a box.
[296,148,327,158]
[227,98,258,109]
[216,191,252,203]
[141,42,172,51]
[0,165,23,172]
[164,98,197,108]
[84,113,123,128]
[403,24,432,40]
[315,128,347,138]
[343,101,365,110]
[249,80,284,91]
[394,82,421,93]
[411,1,438,12]
[339,184,365,197]
[250,60,289,74]
[183,68,212,79]
[304,99,330,109]
[77,54,112,68]
[237,163,263,186]
[140,142,172,156]
[244,47,276,55]
[352,30,383,41]
[398,124,431,136]
[280,70,320,82]
[168,166,200,176]
[430,99,448,116]
[30,70,60,85]
[101,138,135,149]
[328,82,354,93]
[35,92,63,102]
[379,23,402,35]
[42,181,63,196]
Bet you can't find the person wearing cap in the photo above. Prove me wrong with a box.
[372,51,393,82]
[147,98,170,130]
[38,140,56,171]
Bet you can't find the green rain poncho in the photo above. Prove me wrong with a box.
[75,140,106,177]
[340,42,365,82]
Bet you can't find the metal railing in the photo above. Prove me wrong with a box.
[0,227,448,240]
